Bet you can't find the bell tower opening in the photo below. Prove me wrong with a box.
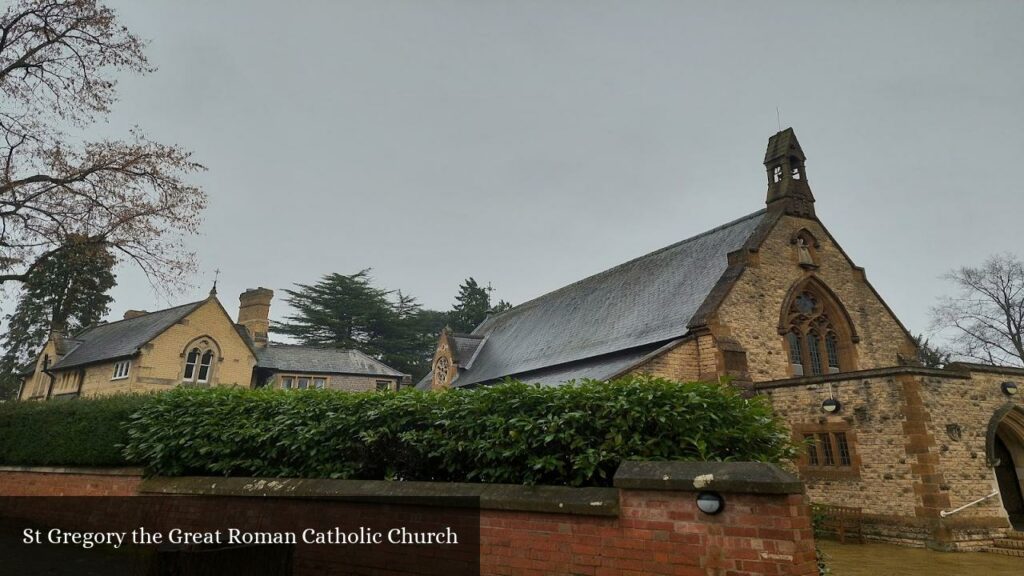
[764,128,815,218]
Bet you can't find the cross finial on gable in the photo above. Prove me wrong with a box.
[209,268,221,296]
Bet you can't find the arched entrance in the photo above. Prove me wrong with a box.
[988,404,1024,528]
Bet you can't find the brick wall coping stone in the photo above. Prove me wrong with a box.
[612,461,803,494]
[0,465,144,476]
[753,365,969,390]
[139,476,620,516]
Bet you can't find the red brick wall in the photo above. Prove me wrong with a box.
[0,468,817,576]
[481,491,815,576]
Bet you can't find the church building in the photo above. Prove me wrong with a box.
[420,129,1024,551]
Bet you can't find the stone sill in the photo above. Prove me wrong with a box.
[0,465,144,476]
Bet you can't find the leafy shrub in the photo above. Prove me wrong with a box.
[123,376,795,486]
[0,394,149,467]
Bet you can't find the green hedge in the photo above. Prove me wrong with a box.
[122,376,795,486]
[0,394,149,467]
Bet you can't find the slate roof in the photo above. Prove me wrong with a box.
[50,301,206,370]
[256,345,405,377]
[445,209,767,387]
[451,334,485,368]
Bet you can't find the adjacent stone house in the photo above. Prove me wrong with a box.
[418,129,1024,550]
[18,288,406,400]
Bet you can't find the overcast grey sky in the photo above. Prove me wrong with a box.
[83,0,1023,340]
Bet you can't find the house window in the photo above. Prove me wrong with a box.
[183,346,216,386]
[782,283,855,377]
[112,360,131,380]
[799,427,859,479]
[279,374,325,390]
[376,380,391,392]
[184,348,199,380]
[197,350,214,383]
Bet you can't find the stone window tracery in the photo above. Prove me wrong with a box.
[782,283,854,377]
[434,356,451,387]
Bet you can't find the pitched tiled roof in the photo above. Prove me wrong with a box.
[444,209,766,387]
[50,301,206,370]
[256,345,405,377]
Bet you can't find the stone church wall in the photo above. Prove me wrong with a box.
[758,366,1024,549]
[713,215,916,383]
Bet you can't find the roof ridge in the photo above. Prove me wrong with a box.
[474,208,766,332]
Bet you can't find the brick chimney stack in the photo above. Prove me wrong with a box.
[238,288,273,348]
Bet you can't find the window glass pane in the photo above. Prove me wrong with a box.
[281,377,293,389]
[795,293,817,315]
[804,434,819,466]
[197,351,213,382]
[298,377,310,390]
[818,433,835,466]
[825,333,840,372]
[807,333,823,376]
[313,378,326,389]
[376,380,390,391]
[113,361,130,379]
[835,432,852,466]
[787,332,804,375]
[184,348,199,380]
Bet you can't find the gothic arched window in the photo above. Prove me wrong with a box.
[182,338,219,386]
[782,282,855,377]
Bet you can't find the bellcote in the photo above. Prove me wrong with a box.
[764,128,815,218]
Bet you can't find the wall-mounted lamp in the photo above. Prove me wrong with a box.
[1001,382,1019,396]
[696,491,725,515]
[821,398,841,414]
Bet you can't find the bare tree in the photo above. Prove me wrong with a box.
[0,0,206,290]
[931,253,1024,367]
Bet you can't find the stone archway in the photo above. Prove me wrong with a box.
[987,404,1024,528]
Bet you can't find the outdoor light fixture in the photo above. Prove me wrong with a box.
[821,398,841,413]
[1002,382,1019,396]
[696,491,724,515]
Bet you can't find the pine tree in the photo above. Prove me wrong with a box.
[272,271,447,381]
[914,334,951,368]
[272,270,394,354]
[0,237,116,399]
[449,278,513,333]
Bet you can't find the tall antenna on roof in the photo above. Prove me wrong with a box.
[776,107,782,132]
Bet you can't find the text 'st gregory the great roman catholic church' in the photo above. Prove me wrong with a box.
[420,128,1024,550]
